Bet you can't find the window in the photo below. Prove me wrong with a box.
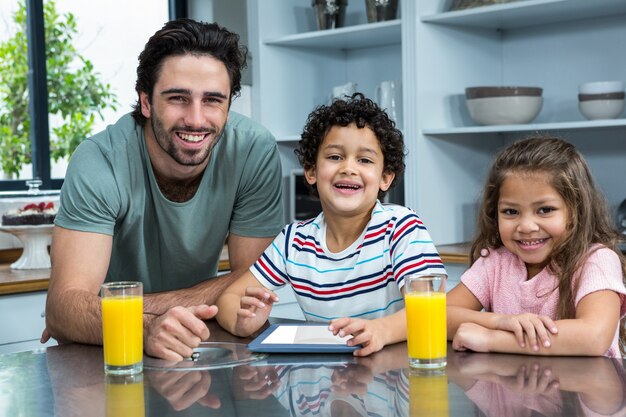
[0,0,169,191]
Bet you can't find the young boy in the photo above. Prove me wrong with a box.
[216,93,445,356]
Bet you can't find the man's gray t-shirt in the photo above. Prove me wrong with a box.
[55,112,284,293]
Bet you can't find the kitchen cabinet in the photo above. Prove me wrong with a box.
[0,291,56,354]
[247,0,626,269]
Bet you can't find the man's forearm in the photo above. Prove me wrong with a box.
[143,271,242,315]
[46,288,104,345]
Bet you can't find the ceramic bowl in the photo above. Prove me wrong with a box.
[579,81,624,95]
[465,86,542,99]
[465,86,543,125]
[578,92,625,102]
[578,99,625,120]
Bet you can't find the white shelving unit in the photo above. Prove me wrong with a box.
[264,19,401,49]
[247,0,626,257]
[411,0,626,248]
[247,0,404,224]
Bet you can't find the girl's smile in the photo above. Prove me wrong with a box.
[497,172,569,279]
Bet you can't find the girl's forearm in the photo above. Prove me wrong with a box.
[447,306,500,339]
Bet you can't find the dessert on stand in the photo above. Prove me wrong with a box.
[0,180,60,270]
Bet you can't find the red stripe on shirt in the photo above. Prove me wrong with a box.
[291,271,393,296]
[397,258,443,277]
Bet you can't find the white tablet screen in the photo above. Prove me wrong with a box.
[261,325,350,345]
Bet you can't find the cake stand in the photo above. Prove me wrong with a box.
[0,225,53,269]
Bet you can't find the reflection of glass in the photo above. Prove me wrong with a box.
[408,368,449,417]
[106,374,145,417]
[405,274,447,369]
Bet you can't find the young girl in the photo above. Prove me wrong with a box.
[447,137,626,357]
[216,94,445,356]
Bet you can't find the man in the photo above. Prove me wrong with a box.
[44,19,284,361]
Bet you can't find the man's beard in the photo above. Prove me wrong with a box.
[150,109,222,166]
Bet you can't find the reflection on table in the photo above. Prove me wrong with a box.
[447,350,626,417]
[1,321,626,416]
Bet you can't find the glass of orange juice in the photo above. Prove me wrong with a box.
[405,274,447,369]
[101,281,143,375]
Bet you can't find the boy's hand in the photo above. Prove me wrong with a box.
[328,317,386,356]
[494,313,558,351]
[232,365,280,400]
[234,287,279,336]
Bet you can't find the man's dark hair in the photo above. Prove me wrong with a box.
[131,18,248,125]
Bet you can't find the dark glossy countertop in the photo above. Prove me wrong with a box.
[1,319,625,417]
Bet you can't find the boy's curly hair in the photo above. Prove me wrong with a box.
[294,93,405,198]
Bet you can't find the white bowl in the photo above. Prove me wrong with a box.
[579,81,624,95]
[578,99,625,120]
[466,96,543,125]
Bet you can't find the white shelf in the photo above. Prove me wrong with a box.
[421,0,626,29]
[264,20,401,49]
[422,119,626,135]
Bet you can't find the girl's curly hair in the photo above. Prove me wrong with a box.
[294,93,405,198]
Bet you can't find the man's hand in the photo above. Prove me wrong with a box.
[146,370,221,410]
[40,328,51,344]
[144,304,217,361]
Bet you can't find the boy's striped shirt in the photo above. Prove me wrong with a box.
[251,201,445,321]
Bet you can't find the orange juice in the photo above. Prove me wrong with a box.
[409,369,449,417]
[102,295,143,368]
[405,291,446,364]
[106,375,145,417]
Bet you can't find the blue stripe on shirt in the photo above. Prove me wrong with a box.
[302,297,404,320]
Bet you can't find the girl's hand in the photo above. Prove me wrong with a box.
[452,322,493,352]
[234,287,278,336]
[497,362,560,395]
[328,317,386,356]
[494,313,558,351]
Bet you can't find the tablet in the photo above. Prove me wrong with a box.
[247,323,360,353]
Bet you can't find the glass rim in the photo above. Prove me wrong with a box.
[101,281,143,289]
[406,274,447,281]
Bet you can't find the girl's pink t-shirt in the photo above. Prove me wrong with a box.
[461,245,626,357]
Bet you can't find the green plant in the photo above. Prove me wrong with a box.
[0,0,117,178]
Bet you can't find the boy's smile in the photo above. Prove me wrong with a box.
[497,172,569,279]
[305,123,394,218]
